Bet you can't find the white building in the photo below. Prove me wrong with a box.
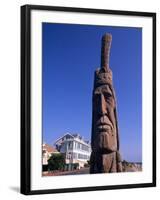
[54,133,91,169]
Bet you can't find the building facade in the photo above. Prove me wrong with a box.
[42,143,59,166]
[54,133,91,169]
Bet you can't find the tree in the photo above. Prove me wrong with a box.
[48,153,65,171]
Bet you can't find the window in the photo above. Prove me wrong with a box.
[68,141,73,149]
[77,143,80,149]
[78,153,88,160]
[73,152,77,159]
[81,144,89,151]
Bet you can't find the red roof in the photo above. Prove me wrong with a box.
[43,144,58,153]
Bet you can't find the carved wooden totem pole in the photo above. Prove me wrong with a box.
[90,34,123,173]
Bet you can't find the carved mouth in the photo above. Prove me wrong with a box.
[96,116,113,131]
[97,123,112,132]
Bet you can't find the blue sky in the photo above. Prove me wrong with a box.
[42,23,142,162]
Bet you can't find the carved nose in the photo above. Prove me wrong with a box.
[99,94,107,115]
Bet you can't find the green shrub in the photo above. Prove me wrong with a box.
[48,153,65,171]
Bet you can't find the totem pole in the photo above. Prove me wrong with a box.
[90,34,122,173]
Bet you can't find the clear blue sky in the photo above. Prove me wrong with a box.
[42,22,142,162]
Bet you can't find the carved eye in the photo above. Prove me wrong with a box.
[104,92,112,99]
[104,93,115,105]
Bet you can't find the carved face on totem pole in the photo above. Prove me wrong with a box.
[91,34,119,155]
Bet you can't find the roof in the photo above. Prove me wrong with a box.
[54,133,74,145]
[54,133,91,147]
[43,143,58,153]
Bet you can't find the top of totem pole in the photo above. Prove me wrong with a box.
[101,33,112,71]
[94,33,113,87]
[102,33,112,43]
